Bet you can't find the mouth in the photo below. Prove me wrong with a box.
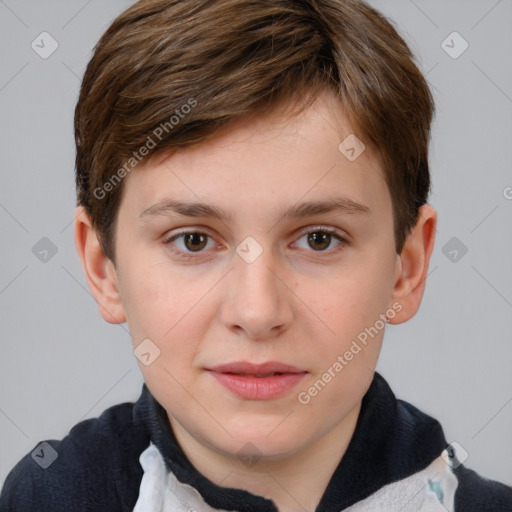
[207,361,306,374]
[227,372,286,377]
[205,361,307,400]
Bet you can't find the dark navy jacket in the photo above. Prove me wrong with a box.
[1,372,511,511]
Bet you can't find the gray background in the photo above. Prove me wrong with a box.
[1,0,511,490]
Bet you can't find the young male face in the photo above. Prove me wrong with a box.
[76,89,436,473]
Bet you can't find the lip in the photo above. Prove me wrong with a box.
[208,361,306,374]
[206,361,307,400]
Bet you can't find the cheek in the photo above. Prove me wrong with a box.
[119,256,222,360]
[316,266,391,334]
[300,273,387,409]
[117,257,188,340]
[300,256,394,380]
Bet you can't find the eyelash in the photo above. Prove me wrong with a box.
[163,227,348,260]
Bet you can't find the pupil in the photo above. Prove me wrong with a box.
[185,233,207,251]
[308,232,330,251]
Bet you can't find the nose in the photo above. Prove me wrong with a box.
[220,246,294,340]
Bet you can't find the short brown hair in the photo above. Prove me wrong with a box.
[75,0,435,262]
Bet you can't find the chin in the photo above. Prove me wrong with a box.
[218,424,305,461]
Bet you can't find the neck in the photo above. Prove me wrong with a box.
[169,402,361,512]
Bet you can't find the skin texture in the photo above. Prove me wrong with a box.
[75,89,437,512]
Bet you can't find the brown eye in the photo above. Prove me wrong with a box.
[166,231,215,255]
[294,229,345,254]
[307,231,332,251]
[183,233,208,251]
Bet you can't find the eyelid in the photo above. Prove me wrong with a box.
[164,227,220,248]
[294,225,345,238]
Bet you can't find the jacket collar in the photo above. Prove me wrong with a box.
[133,372,447,511]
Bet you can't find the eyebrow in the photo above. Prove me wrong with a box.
[139,197,371,223]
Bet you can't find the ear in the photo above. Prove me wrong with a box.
[388,204,437,325]
[74,206,126,324]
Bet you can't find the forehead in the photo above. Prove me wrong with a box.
[120,90,391,225]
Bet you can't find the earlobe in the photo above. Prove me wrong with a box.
[388,204,437,325]
[74,206,126,324]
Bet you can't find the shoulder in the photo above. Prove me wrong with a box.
[0,393,150,512]
[380,379,512,510]
[396,401,512,510]
[453,464,512,511]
